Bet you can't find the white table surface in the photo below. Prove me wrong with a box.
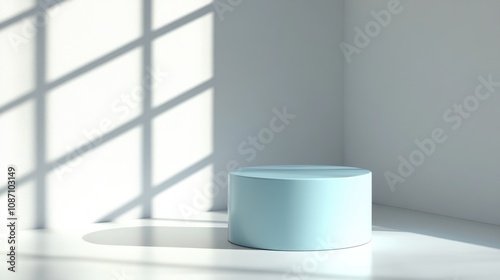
[1,204,500,280]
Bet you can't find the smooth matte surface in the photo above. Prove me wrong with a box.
[228,166,372,250]
[2,204,500,279]
[229,165,371,179]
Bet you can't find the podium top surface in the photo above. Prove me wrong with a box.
[230,165,370,180]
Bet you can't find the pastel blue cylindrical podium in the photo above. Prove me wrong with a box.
[228,165,372,250]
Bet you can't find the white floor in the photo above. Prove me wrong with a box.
[2,204,500,280]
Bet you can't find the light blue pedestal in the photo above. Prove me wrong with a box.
[228,165,372,251]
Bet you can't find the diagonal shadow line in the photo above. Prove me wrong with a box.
[0,93,34,115]
[96,155,213,223]
[150,79,213,118]
[149,4,212,39]
[0,4,213,115]
[0,8,35,30]
[0,0,69,30]
[0,171,35,195]
[0,79,213,195]
[46,39,142,91]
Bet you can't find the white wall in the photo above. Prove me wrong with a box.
[9,0,496,230]
[344,0,500,225]
[0,0,345,229]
